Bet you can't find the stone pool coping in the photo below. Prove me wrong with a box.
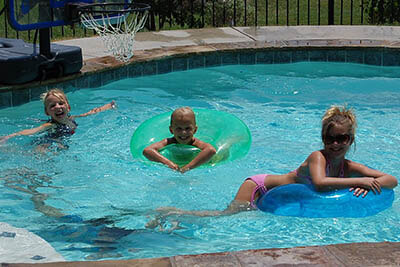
[1,26,400,265]
[5,242,400,266]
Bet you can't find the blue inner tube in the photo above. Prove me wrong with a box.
[256,184,394,218]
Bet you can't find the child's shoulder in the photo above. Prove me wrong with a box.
[307,150,325,161]
[191,137,208,146]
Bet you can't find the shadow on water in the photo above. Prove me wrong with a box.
[1,166,65,218]
[37,209,192,260]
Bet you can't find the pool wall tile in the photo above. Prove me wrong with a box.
[55,83,72,94]
[87,73,103,88]
[327,50,346,62]
[102,70,116,86]
[157,59,173,74]
[256,51,274,64]
[346,50,364,64]
[142,61,158,76]
[0,91,12,108]
[309,50,328,61]
[274,50,291,63]
[0,231,16,238]
[239,52,256,64]
[188,55,206,69]
[73,75,90,89]
[30,86,49,101]
[292,50,309,62]
[364,50,382,66]
[221,52,239,65]
[172,57,188,72]
[127,63,144,78]
[12,88,30,107]
[114,65,128,80]
[205,53,221,67]
[382,49,400,66]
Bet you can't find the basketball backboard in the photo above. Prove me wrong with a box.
[7,0,128,31]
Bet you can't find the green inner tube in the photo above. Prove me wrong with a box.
[130,109,252,167]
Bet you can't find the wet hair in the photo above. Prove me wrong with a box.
[40,88,70,114]
[170,107,196,125]
[321,105,357,146]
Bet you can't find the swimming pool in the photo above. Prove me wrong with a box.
[0,61,399,261]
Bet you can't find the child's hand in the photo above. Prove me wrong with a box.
[179,166,190,173]
[167,162,179,171]
[349,187,369,197]
[359,178,382,194]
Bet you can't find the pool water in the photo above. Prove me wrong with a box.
[0,62,399,261]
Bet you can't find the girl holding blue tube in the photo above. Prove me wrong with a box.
[147,105,398,222]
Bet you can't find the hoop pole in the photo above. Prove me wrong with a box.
[39,28,52,58]
[0,6,6,17]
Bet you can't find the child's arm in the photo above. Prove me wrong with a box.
[73,101,116,118]
[0,123,52,143]
[347,161,398,197]
[179,139,216,173]
[143,138,179,170]
[307,151,383,194]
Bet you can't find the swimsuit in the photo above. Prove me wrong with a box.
[46,118,78,139]
[246,160,345,208]
[245,174,269,208]
[34,118,78,147]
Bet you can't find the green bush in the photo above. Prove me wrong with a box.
[366,0,400,24]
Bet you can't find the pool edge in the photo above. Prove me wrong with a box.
[4,241,400,266]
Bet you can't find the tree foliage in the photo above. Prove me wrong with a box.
[140,0,255,30]
[366,0,400,24]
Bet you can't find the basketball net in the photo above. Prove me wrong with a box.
[80,10,148,62]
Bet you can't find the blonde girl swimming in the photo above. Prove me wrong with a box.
[0,88,115,151]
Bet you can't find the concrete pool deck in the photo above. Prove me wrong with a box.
[2,26,400,265]
[53,25,400,80]
[57,25,400,61]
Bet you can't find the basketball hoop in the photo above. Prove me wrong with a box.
[76,2,150,62]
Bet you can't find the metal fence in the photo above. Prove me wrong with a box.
[0,0,384,42]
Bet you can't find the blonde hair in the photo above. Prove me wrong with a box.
[40,88,70,114]
[321,105,357,144]
[170,107,196,125]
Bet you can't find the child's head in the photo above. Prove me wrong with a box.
[169,107,198,145]
[40,89,71,121]
[321,105,357,153]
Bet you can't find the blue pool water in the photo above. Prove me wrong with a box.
[0,62,399,261]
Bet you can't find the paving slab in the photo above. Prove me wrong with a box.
[5,242,400,266]
[56,26,400,60]
[233,246,340,266]
[236,25,400,42]
[56,27,252,60]
[325,242,400,266]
